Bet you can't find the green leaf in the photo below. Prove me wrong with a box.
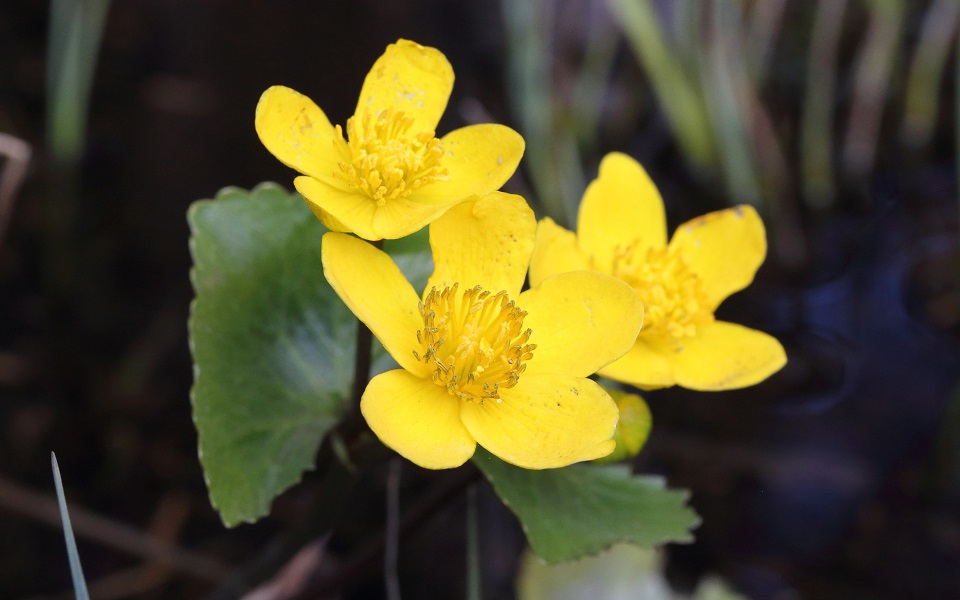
[474,448,700,563]
[188,183,355,527]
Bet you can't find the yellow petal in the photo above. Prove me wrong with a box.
[302,202,350,233]
[577,152,667,270]
[321,233,428,376]
[460,374,618,469]
[355,39,454,134]
[519,271,643,377]
[528,218,590,287]
[425,192,535,297]
[671,321,787,390]
[255,86,344,188]
[362,370,476,469]
[598,340,676,389]
[669,205,766,310]
[296,176,448,240]
[412,124,525,205]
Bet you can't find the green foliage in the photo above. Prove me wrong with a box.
[188,183,433,527]
[188,184,355,527]
[474,448,700,563]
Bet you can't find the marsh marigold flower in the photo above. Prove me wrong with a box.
[255,39,524,240]
[321,192,644,469]
[530,152,787,391]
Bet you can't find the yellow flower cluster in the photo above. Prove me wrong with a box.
[256,40,786,470]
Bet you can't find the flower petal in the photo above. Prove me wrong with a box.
[321,232,428,376]
[362,370,476,469]
[578,152,667,270]
[598,340,676,389]
[255,86,345,188]
[355,39,454,134]
[669,205,766,310]
[412,124,525,206]
[297,177,449,240]
[519,271,643,377]
[296,176,376,238]
[671,321,786,390]
[425,192,535,297]
[460,374,618,469]
[528,217,590,287]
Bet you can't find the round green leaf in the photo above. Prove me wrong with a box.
[188,183,354,526]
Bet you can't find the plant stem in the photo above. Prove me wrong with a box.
[466,484,481,600]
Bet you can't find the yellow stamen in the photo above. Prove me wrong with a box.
[333,108,449,205]
[608,241,713,345]
[415,284,536,403]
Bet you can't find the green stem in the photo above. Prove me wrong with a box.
[466,484,481,600]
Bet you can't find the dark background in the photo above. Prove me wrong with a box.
[2,1,960,598]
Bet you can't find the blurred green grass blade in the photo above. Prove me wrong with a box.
[701,0,762,207]
[571,5,619,152]
[901,0,960,147]
[608,0,715,168]
[52,453,90,600]
[46,0,112,164]
[502,0,565,223]
[745,0,787,85]
[842,0,905,177]
[801,0,848,208]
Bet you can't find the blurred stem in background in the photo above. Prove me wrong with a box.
[802,0,848,209]
[842,0,904,179]
[700,0,763,209]
[45,0,111,293]
[608,0,716,170]
[902,0,960,149]
[502,0,583,226]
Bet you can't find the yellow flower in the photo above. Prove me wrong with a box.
[255,39,524,241]
[321,192,644,469]
[530,152,787,391]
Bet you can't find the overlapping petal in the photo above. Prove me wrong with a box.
[577,152,667,269]
[426,193,535,297]
[355,39,453,134]
[460,374,618,469]
[362,370,476,469]
[412,124,525,205]
[528,218,590,288]
[520,271,643,378]
[598,341,676,389]
[297,177,451,241]
[669,205,766,311]
[320,232,427,377]
[255,86,344,188]
[671,321,787,391]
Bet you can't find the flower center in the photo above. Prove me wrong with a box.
[414,284,536,403]
[333,109,449,206]
[608,241,714,345]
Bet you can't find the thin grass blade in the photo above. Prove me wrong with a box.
[52,452,90,600]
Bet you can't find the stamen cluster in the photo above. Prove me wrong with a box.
[414,284,536,403]
[610,242,713,344]
[333,109,449,205]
